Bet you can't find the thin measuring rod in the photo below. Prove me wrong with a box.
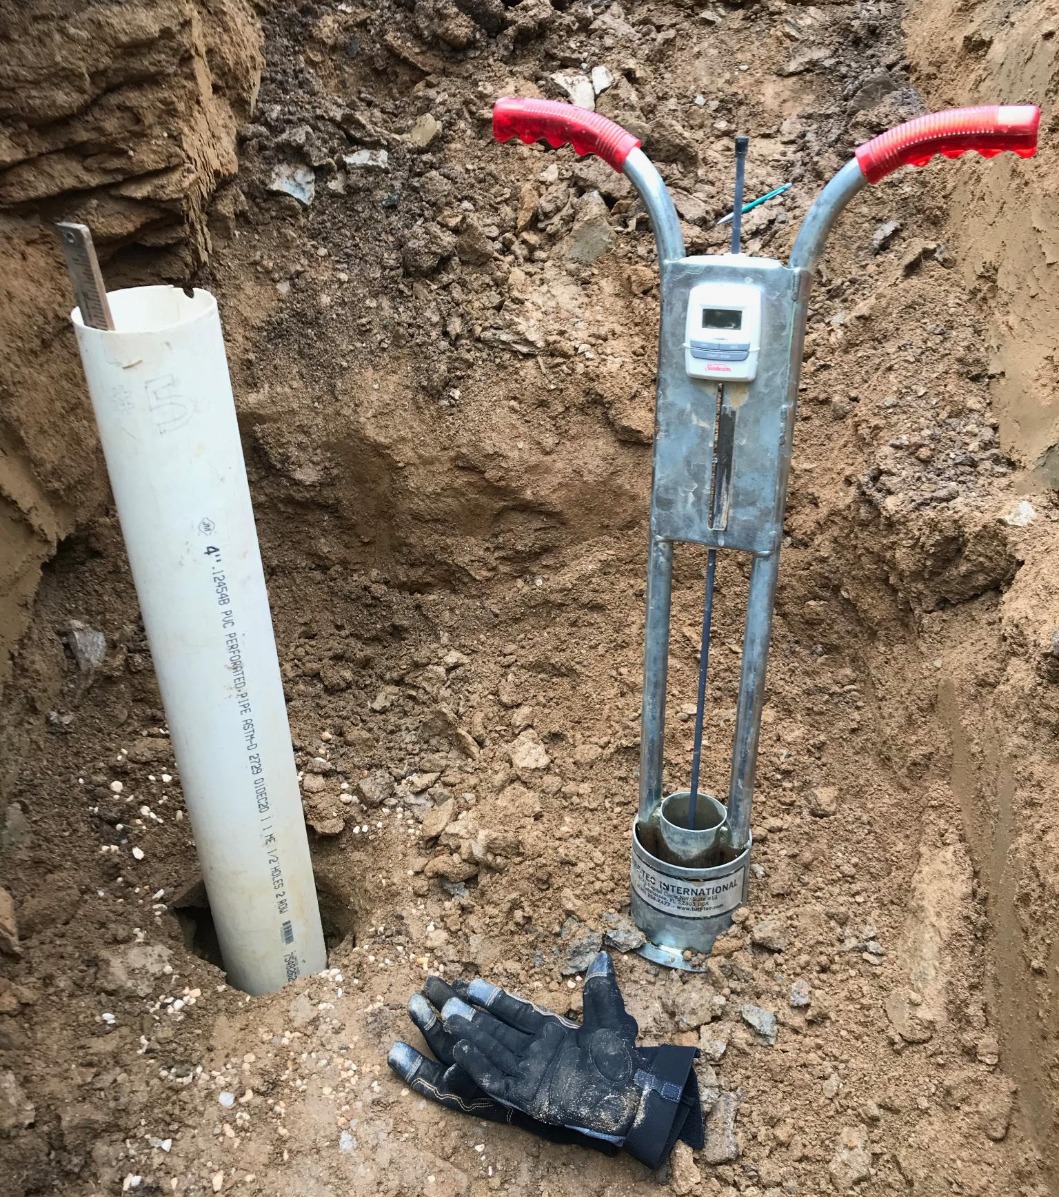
[689,135,751,827]
[729,136,749,256]
[688,549,717,822]
[56,223,114,331]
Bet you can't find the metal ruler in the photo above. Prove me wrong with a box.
[56,223,114,330]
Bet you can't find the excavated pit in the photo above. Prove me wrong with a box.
[2,1,1059,1195]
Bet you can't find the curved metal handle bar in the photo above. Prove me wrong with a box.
[788,160,867,274]
[622,148,685,265]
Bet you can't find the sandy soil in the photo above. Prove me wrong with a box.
[2,2,1058,1196]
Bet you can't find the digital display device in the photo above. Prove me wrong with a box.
[701,308,743,331]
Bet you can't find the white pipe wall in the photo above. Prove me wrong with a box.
[72,286,326,995]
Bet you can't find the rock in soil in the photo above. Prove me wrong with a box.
[668,1139,700,1194]
[703,1090,740,1164]
[808,786,840,817]
[750,917,788,951]
[828,1125,871,1191]
[978,1077,1016,1141]
[0,888,19,957]
[508,731,550,771]
[884,987,934,1044]
[64,621,107,674]
[601,913,645,953]
[0,1071,34,1137]
[741,1004,778,1045]
[560,925,603,976]
[699,1030,729,1061]
[421,797,456,840]
[790,978,812,1008]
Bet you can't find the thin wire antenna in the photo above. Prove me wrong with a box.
[730,136,749,254]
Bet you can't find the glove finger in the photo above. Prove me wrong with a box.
[451,1039,520,1106]
[422,975,469,1011]
[408,993,456,1065]
[466,976,578,1033]
[448,1018,523,1079]
[581,952,638,1038]
[388,1042,501,1116]
[440,996,533,1054]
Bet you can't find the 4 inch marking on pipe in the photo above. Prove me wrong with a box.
[203,538,302,983]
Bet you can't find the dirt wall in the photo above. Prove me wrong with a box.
[909,0,1059,478]
[0,0,262,700]
[908,0,1059,1173]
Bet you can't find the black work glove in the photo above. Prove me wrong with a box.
[388,962,704,1166]
[388,981,621,1153]
[440,952,703,1169]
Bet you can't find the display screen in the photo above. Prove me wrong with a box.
[701,307,742,330]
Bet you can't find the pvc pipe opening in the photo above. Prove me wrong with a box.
[72,285,216,335]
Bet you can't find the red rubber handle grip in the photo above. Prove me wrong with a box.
[493,97,641,172]
[855,104,1040,184]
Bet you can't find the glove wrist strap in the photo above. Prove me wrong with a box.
[624,1045,700,1170]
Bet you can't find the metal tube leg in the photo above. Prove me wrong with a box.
[638,535,674,825]
[726,551,781,849]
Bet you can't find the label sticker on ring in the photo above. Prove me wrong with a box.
[631,855,746,918]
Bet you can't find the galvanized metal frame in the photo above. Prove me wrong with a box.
[624,149,868,962]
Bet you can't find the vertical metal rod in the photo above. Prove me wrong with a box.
[688,549,717,824]
[638,536,675,824]
[726,551,781,850]
[730,136,749,255]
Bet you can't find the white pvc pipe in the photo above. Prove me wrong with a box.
[72,286,326,995]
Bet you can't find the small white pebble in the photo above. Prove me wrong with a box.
[102,1012,117,1025]
[132,847,145,861]
[110,780,124,793]
[218,1091,236,1108]
[161,773,173,784]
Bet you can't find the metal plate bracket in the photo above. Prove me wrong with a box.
[650,255,808,556]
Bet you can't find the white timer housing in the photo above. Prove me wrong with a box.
[684,281,762,382]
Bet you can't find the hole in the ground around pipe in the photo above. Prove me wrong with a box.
[172,876,355,973]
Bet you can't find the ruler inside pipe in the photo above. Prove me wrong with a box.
[56,223,114,331]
